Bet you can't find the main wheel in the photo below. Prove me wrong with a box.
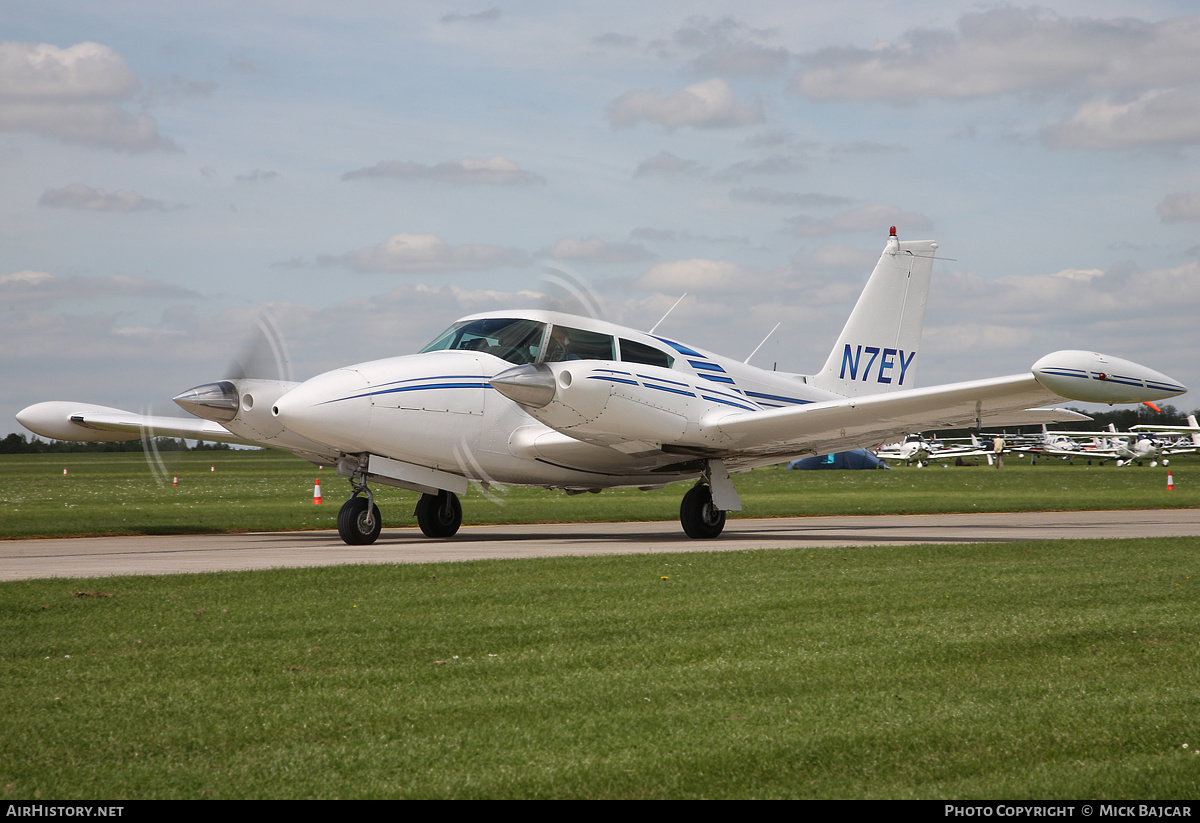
[680,484,725,539]
[416,490,462,538]
[338,496,381,545]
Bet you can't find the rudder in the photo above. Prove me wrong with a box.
[808,229,937,397]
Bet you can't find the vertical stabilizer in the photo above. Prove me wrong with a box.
[809,229,937,397]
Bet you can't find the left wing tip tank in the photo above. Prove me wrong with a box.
[1033,350,1187,404]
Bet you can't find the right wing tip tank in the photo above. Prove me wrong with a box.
[1032,350,1186,404]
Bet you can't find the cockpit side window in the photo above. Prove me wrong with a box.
[542,325,615,362]
[419,318,546,365]
[619,338,674,369]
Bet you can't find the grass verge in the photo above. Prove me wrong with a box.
[2,537,1198,798]
[2,451,1198,539]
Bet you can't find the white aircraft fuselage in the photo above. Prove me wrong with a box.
[271,311,856,492]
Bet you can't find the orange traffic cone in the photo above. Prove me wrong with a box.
[1167,471,1175,491]
[211,465,215,472]
[63,467,67,476]
[173,473,178,487]
[313,478,323,504]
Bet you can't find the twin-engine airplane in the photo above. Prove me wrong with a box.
[17,230,1187,544]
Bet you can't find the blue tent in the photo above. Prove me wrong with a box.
[787,449,890,470]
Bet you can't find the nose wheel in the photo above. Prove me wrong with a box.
[338,495,381,545]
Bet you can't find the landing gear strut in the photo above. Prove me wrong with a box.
[415,490,462,538]
[680,483,726,539]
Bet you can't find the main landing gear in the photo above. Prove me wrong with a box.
[679,483,726,539]
[678,460,740,539]
[335,471,462,545]
[414,489,462,538]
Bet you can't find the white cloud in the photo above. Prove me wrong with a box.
[792,9,1200,101]
[931,262,1200,329]
[440,9,501,25]
[333,233,528,273]
[236,170,280,184]
[608,78,763,130]
[795,244,879,272]
[1043,88,1200,149]
[342,156,544,185]
[1158,192,1200,222]
[635,258,772,293]
[633,151,706,178]
[693,43,790,78]
[0,42,175,151]
[0,41,138,100]
[39,183,176,212]
[0,270,198,310]
[711,154,806,182]
[543,237,651,264]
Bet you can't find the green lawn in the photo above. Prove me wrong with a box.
[2,450,1198,539]
[2,537,1197,798]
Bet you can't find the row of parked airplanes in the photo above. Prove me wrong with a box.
[16,229,1191,543]
[876,416,1200,468]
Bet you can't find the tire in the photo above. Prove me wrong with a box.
[679,484,725,539]
[338,496,381,545]
[416,491,462,538]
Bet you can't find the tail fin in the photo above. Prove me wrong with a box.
[1190,415,1200,447]
[808,229,937,397]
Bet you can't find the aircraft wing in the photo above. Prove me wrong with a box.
[15,402,262,447]
[700,374,1094,457]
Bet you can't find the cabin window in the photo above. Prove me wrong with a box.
[619,338,674,369]
[419,318,546,365]
[542,325,615,362]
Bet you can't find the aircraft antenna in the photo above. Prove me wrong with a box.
[648,293,687,335]
[744,322,781,365]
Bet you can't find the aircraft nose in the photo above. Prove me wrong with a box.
[272,368,372,450]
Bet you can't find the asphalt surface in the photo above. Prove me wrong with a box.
[2,508,1199,581]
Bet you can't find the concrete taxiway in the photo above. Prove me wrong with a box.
[2,508,1198,581]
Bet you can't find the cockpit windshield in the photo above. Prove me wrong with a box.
[419,318,546,365]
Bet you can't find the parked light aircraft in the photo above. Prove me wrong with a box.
[1096,423,1197,467]
[1028,417,1199,466]
[1130,414,1200,441]
[874,433,995,467]
[1025,424,1104,462]
[17,230,1188,543]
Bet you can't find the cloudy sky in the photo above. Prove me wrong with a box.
[4,0,1200,436]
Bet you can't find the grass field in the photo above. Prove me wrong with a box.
[2,450,1198,539]
[2,537,1198,799]
[3,451,1198,798]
